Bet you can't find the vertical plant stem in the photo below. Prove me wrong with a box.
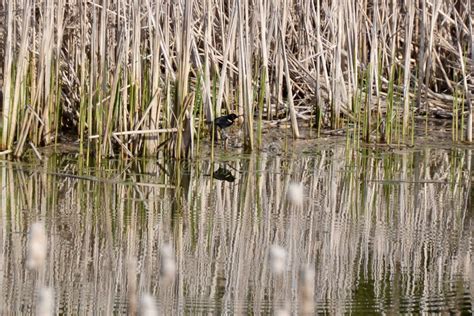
[1,0,14,150]
[279,23,300,139]
[402,1,416,138]
[238,0,254,151]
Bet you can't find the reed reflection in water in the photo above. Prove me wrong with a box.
[0,147,472,314]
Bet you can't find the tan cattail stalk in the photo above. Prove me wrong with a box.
[402,1,416,137]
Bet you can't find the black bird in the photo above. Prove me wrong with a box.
[211,113,241,143]
[214,113,240,129]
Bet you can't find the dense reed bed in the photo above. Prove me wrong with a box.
[0,0,473,158]
[0,146,471,313]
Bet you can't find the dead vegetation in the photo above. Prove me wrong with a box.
[0,0,472,158]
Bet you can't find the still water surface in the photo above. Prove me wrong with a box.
[0,145,472,314]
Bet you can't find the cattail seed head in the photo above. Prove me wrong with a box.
[287,182,304,207]
[269,245,287,275]
[36,287,54,316]
[299,265,315,314]
[160,243,176,281]
[27,222,47,270]
[139,293,158,316]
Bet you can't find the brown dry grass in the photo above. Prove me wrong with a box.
[0,0,472,158]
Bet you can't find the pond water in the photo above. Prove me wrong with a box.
[0,142,472,314]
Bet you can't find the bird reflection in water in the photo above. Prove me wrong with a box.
[212,167,236,182]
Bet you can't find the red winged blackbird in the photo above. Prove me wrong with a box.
[214,113,240,129]
[211,113,241,143]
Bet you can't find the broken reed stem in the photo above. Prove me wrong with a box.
[89,128,178,139]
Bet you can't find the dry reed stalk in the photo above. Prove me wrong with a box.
[120,6,131,155]
[0,150,13,156]
[402,1,416,137]
[94,0,108,157]
[87,4,97,145]
[89,128,178,139]
[202,0,214,124]
[314,0,331,115]
[38,0,56,146]
[215,3,238,116]
[273,0,286,120]
[102,31,125,157]
[422,1,441,118]
[53,0,65,144]
[238,0,254,150]
[455,1,472,142]
[8,1,32,152]
[131,0,142,111]
[258,0,270,124]
[279,18,300,139]
[344,1,357,110]
[365,0,380,142]
[468,1,473,142]
[142,0,162,155]
[330,1,343,129]
[416,0,427,110]
[1,0,14,150]
[172,0,194,159]
[29,141,42,161]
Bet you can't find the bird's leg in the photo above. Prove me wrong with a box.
[210,125,220,144]
[219,128,229,149]
[220,129,229,147]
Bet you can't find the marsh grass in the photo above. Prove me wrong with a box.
[0,0,472,158]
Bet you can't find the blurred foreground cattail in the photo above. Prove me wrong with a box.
[269,245,287,275]
[139,293,159,316]
[299,266,315,314]
[287,182,304,207]
[128,259,138,316]
[27,222,47,270]
[36,287,54,316]
[275,306,291,316]
[160,243,176,282]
